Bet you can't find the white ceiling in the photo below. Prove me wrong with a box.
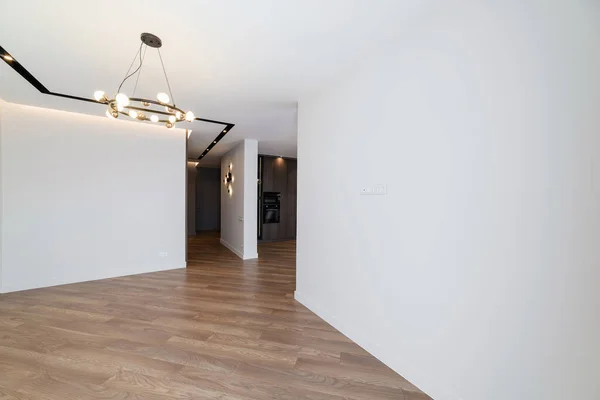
[0,0,435,165]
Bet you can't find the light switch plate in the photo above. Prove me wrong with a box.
[361,184,387,195]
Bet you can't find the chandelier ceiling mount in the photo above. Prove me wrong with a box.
[140,32,162,48]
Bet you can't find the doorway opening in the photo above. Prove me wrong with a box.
[188,165,221,236]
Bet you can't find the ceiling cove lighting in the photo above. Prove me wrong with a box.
[94,33,196,130]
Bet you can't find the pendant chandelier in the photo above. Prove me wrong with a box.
[93,33,194,129]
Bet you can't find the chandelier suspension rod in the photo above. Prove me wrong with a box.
[117,42,143,94]
[132,44,148,97]
[157,48,175,107]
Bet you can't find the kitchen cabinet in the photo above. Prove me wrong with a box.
[259,156,297,241]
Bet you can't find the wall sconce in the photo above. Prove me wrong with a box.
[224,163,233,195]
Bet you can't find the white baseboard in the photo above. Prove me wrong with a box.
[220,238,244,259]
[219,238,258,260]
[0,266,185,294]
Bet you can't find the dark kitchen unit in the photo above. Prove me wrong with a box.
[263,192,281,224]
[257,155,297,241]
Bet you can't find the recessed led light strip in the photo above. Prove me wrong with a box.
[0,44,234,159]
[196,124,233,160]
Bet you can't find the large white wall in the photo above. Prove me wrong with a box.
[0,99,4,291]
[220,139,258,259]
[296,1,600,400]
[0,102,186,293]
[242,139,258,257]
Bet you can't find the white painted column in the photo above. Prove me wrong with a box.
[220,139,258,260]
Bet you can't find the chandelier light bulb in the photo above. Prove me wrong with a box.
[168,115,176,124]
[106,109,118,119]
[117,103,124,112]
[150,115,159,123]
[129,110,138,119]
[175,111,182,120]
[94,90,107,102]
[157,92,170,104]
[116,93,130,106]
[185,111,195,122]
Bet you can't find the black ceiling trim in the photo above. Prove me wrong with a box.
[0,45,234,160]
[197,122,235,160]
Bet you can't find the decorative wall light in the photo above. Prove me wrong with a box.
[224,163,233,195]
[94,33,195,129]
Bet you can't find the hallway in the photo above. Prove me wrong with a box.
[0,234,429,399]
[188,232,297,297]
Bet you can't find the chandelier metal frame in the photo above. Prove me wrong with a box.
[94,33,194,129]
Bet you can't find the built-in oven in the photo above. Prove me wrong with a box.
[263,192,280,224]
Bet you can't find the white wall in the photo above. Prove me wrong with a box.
[0,102,186,293]
[243,139,258,258]
[0,99,4,291]
[296,2,600,400]
[220,139,258,259]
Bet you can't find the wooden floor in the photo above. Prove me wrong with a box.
[0,233,430,400]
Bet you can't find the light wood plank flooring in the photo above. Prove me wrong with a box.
[0,232,430,400]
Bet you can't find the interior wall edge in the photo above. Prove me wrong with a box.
[294,291,457,400]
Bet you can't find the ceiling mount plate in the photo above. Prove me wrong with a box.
[140,33,162,48]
